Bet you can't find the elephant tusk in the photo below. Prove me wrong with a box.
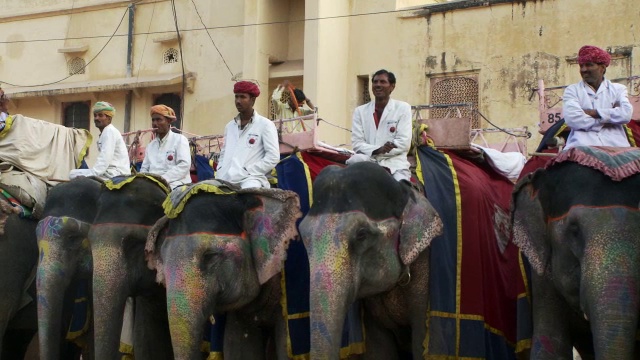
[398,265,411,287]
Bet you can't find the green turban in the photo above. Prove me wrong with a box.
[93,101,115,118]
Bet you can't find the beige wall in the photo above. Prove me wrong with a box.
[2,0,639,163]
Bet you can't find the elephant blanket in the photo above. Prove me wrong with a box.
[548,146,640,182]
[417,146,531,358]
[0,114,92,185]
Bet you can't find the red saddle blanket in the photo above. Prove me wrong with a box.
[548,146,640,181]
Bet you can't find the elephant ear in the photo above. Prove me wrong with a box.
[238,188,302,285]
[399,188,443,265]
[511,173,548,275]
[145,215,170,284]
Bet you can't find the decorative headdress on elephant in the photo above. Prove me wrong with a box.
[145,179,302,285]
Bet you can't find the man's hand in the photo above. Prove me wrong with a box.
[372,141,397,155]
[583,109,600,118]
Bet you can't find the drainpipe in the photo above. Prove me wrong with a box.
[124,3,135,133]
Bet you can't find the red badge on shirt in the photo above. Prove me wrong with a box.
[390,126,396,133]
[167,155,174,161]
[246,134,259,147]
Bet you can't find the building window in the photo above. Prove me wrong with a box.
[430,76,479,128]
[358,75,371,105]
[154,93,182,129]
[62,101,91,130]
[163,48,179,64]
[68,57,86,75]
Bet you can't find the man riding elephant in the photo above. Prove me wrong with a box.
[69,101,130,180]
[140,105,192,189]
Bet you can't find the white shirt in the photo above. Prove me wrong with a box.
[563,79,633,150]
[271,86,314,119]
[140,130,192,189]
[351,98,412,175]
[216,111,280,188]
[69,123,131,180]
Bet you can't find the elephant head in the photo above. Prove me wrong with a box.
[298,161,442,358]
[36,176,101,360]
[511,162,640,359]
[145,183,301,359]
[89,174,172,359]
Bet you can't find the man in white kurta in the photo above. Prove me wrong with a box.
[217,81,280,189]
[69,101,131,180]
[140,105,192,189]
[562,45,633,150]
[349,69,412,181]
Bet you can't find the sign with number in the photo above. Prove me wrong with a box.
[539,108,564,134]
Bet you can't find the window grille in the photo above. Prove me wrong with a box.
[63,102,90,130]
[68,57,86,75]
[430,76,479,128]
[164,48,179,64]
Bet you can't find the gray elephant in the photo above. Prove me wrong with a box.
[298,161,443,359]
[511,153,640,359]
[36,176,102,360]
[145,180,301,359]
[88,174,174,359]
[0,205,38,359]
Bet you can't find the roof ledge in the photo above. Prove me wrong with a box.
[58,45,89,54]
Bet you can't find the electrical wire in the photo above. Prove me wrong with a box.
[0,7,409,45]
[0,7,129,87]
[190,0,234,78]
[170,0,186,122]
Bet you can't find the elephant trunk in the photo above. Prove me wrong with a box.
[36,250,73,360]
[165,260,209,359]
[36,216,89,360]
[582,228,640,359]
[309,259,353,359]
[91,240,129,360]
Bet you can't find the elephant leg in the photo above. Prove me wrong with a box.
[133,295,173,360]
[362,315,399,360]
[224,312,266,360]
[272,308,289,360]
[530,272,573,360]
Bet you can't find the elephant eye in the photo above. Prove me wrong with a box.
[355,228,369,242]
[201,251,222,271]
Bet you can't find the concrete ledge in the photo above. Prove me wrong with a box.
[409,0,533,16]
[5,72,197,99]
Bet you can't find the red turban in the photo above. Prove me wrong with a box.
[233,81,260,97]
[577,45,611,67]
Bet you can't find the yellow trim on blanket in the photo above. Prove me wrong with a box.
[428,311,517,347]
[207,353,223,360]
[518,252,531,303]
[104,174,170,194]
[624,124,637,147]
[280,266,309,360]
[295,152,314,207]
[65,305,91,341]
[516,339,532,353]
[445,152,464,358]
[163,183,236,219]
[415,148,425,186]
[423,151,464,356]
[0,115,14,138]
[76,130,93,169]
[119,341,134,355]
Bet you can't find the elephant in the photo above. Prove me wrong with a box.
[36,176,102,360]
[88,174,174,359]
[0,207,38,360]
[298,161,443,359]
[511,157,640,359]
[145,180,302,359]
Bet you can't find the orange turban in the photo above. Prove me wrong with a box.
[150,104,177,121]
[233,81,260,97]
[577,45,611,67]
